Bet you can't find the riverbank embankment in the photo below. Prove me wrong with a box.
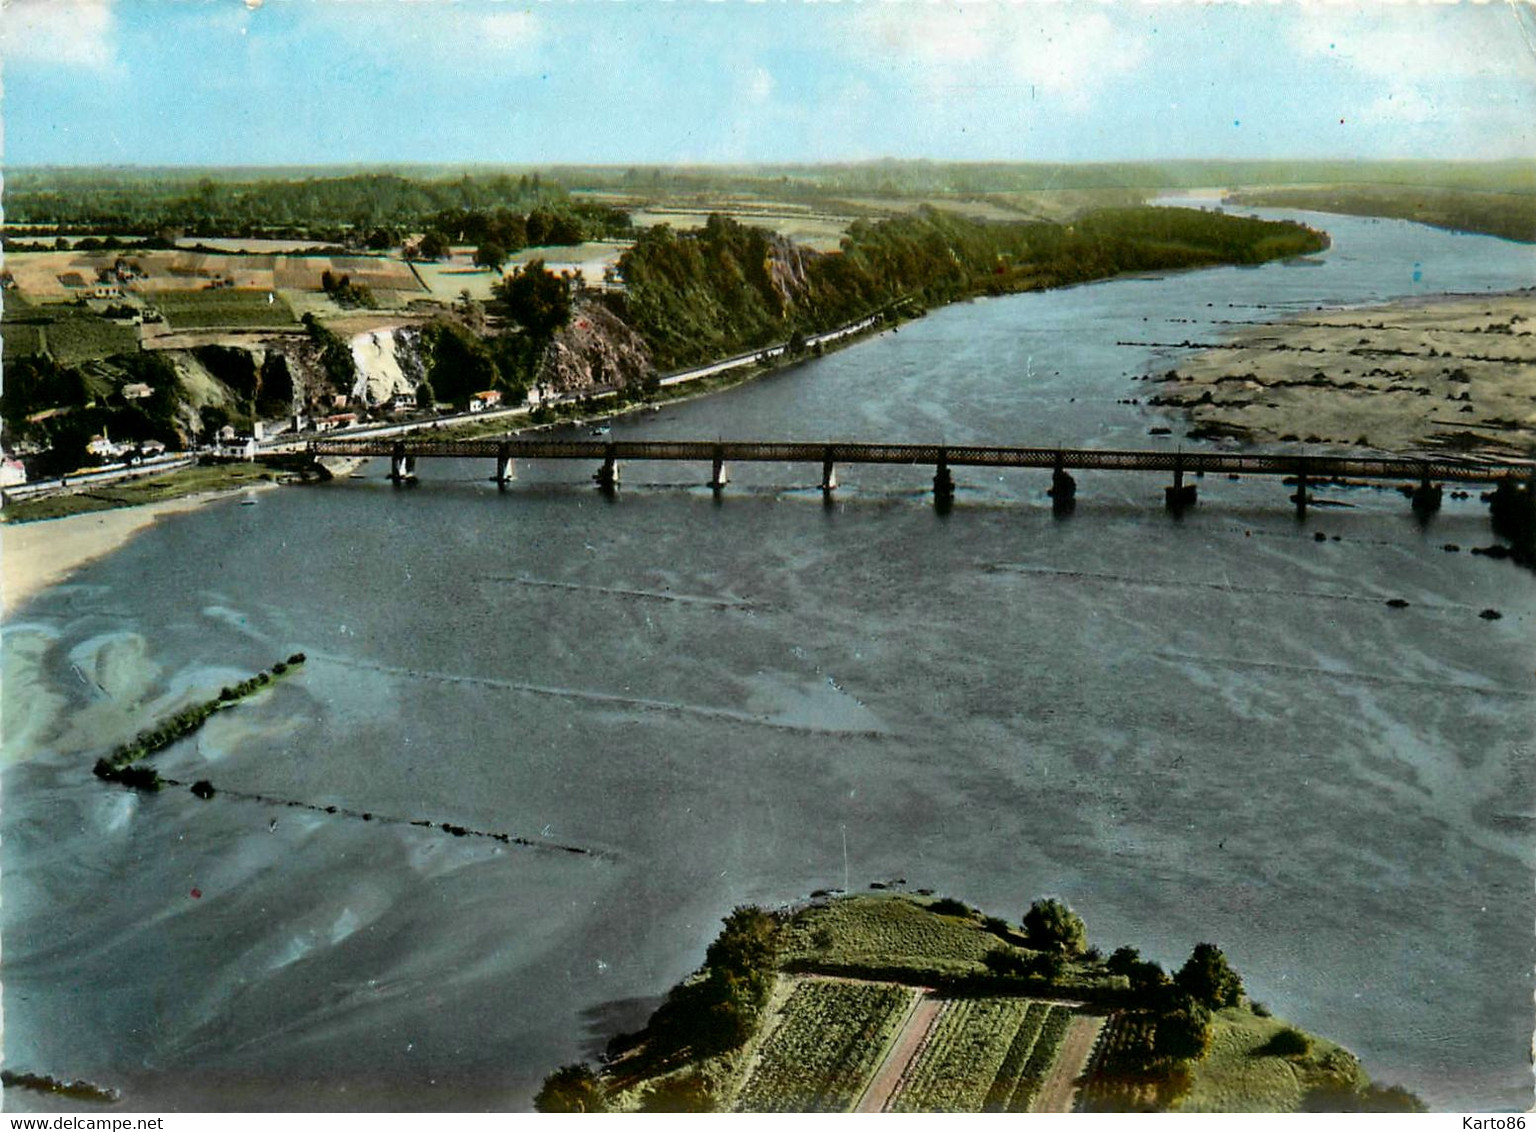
[0,312,890,615]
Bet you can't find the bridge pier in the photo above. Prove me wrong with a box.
[1488,475,1536,553]
[1164,458,1197,513]
[1411,473,1442,517]
[1291,461,1309,518]
[594,447,620,493]
[933,451,955,509]
[710,447,729,492]
[1049,453,1076,514]
[821,449,838,495]
[389,443,416,484]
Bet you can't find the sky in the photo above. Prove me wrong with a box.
[3,0,1535,168]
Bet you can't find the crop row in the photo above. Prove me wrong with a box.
[982,1001,1052,1111]
[1006,1004,1074,1113]
[888,997,1033,1112]
[1076,1012,1161,1112]
[735,980,913,1113]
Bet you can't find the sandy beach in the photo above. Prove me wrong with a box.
[1,485,273,616]
[1149,290,1536,456]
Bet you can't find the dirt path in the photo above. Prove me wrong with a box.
[1032,1014,1106,1113]
[853,994,944,1113]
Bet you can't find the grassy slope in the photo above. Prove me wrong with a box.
[779,893,1005,976]
[1179,1006,1364,1113]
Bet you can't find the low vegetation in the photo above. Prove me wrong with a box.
[0,462,278,522]
[536,891,1420,1114]
[91,653,307,790]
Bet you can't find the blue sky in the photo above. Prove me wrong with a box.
[4,0,1535,167]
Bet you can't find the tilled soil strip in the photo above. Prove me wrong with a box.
[853,993,944,1114]
[1032,1013,1106,1113]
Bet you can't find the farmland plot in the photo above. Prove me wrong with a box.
[155,290,299,330]
[734,980,914,1113]
[887,998,1034,1112]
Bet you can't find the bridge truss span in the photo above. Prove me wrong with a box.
[308,435,1531,486]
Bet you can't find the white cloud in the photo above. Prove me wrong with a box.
[475,10,541,53]
[306,2,543,68]
[999,6,1146,103]
[852,1,1148,111]
[747,65,775,103]
[3,0,117,69]
[1289,3,1535,80]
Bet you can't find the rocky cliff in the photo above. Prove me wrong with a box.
[539,297,654,395]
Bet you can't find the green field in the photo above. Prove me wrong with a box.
[155,289,299,330]
[1179,1006,1364,1113]
[1,463,276,523]
[543,888,1419,1113]
[734,980,913,1112]
[779,894,1004,978]
[2,301,139,365]
[43,311,141,364]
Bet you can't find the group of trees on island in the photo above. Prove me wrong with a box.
[616,206,1328,370]
[92,654,307,791]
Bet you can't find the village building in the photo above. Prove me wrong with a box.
[469,390,502,412]
[314,412,359,433]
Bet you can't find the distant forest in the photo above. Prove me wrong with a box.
[2,171,629,246]
[1227,185,1536,244]
[9,160,1534,241]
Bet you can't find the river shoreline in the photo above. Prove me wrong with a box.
[0,313,899,616]
[1,481,278,615]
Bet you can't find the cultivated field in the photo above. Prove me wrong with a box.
[734,979,915,1112]
[153,289,300,331]
[4,249,424,301]
[629,208,852,251]
[730,976,1101,1114]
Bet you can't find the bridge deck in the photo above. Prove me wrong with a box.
[308,436,1531,484]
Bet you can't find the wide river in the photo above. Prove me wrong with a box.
[3,208,1533,1112]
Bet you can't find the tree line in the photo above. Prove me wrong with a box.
[616,206,1328,370]
[3,170,632,246]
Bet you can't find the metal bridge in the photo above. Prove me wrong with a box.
[308,435,1534,517]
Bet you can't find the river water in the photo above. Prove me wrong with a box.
[3,209,1533,1112]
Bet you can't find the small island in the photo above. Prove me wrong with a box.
[537,892,1424,1114]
